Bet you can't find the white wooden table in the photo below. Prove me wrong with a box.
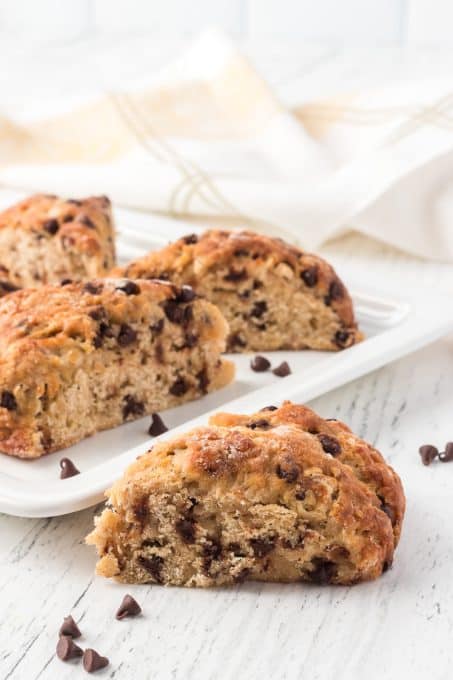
[1,40,453,680]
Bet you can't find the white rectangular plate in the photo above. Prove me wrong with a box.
[1,209,452,517]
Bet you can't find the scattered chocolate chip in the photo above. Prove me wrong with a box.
[56,636,83,661]
[272,361,291,377]
[184,332,198,348]
[295,488,306,501]
[250,537,275,557]
[116,280,140,296]
[196,367,210,393]
[253,279,263,289]
[59,615,82,639]
[224,268,247,282]
[78,215,95,228]
[276,460,299,483]
[439,442,453,462]
[175,518,196,543]
[318,434,341,456]
[260,405,278,411]
[0,390,17,411]
[182,233,198,245]
[176,285,196,303]
[325,279,344,305]
[228,333,246,349]
[0,280,20,293]
[60,278,73,286]
[247,419,271,430]
[137,555,164,582]
[334,330,350,348]
[88,306,106,321]
[148,413,168,437]
[117,324,137,347]
[43,218,59,235]
[163,300,184,324]
[202,540,222,573]
[309,558,337,584]
[250,301,267,318]
[250,355,271,372]
[170,377,188,397]
[60,458,80,479]
[382,560,391,573]
[115,594,142,620]
[419,444,439,466]
[122,395,145,420]
[150,318,164,335]
[83,282,103,295]
[300,266,318,287]
[83,649,109,673]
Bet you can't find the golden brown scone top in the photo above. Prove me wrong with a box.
[115,229,357,329]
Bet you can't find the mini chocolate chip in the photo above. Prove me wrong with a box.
[228,333,246,349]
[175,518,196,543]
[150,318,164,335]
[56,636,83,661]
[272,361,291,377]
[247,419,271,430]
[318,434,341,456]
[176,285,196,303]
[60,278,72,286]
[301,266,318,287]
[78,215,95,228]
[59,615,81,639]
[250,537,275,558]
[116,594,142,620]
[123,395,145,420]
[0,390,17,411]
[419,444,439,466]
[59,458,80,479]
[250,301,267,318]
[260,405,278,411]
[276,460,299,483]
[182,233,198,245]
[439,443,453,462]
[43,218,59,235]
[83,649,109,673]
[250,355,271,372]
[117,323,137,347]
[170,377,188,397]
[197,367,210,393]
[148,413,168,437]
[309,558,337,584]
[137,555,164,583]
[83,282,103,295]
[224,268,247,282]
[116,280,140,295]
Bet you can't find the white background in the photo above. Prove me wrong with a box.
[0,0,452,46]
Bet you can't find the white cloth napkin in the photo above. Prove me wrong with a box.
[1,29,453,260]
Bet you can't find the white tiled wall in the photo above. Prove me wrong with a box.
[0,0,452,45]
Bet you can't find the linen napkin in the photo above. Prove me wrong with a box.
[1,29,453,261]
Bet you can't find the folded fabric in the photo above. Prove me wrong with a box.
[0,29,452,260]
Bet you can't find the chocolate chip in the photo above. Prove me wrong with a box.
[250,355,271,372]
[59,458,80,479]
[88,306,106,321]
[115,594,142,620]
[43,218,59,235]
[0,280,20,293]
[83,282,103,295]
[247,419,271,430]
[137,555,164,582]
[163,300,184,324]
[318,434,341,456]
[116,280,140,295]
[380,499,396,526]
[334,330,350,348]
[228,333,246,349]
[224,268,247,282]
[148,413,168,437]
[250,301,267,318]
[182,233,198,244]
[150,318,164,335]
[0,390,17,411]
[60,278,72,286]
[260,405,278,411]
[79,215,95,228]
[170,377,188,397]
[123,395,145,420]
[83,649,109,673]
[295,488,306,501]
[272,361,291,377]
[59,615,81,639]
[250,537,275,557]
[133,498,149,523]
[309,558,337,584]
[301,266,318,287]
[276,460,299,483]
[325,279,344,305]
[197,367,209,393]
[175,518,196,543]
[176,285,196,303]
[117,324,137,347]
[184,332,198,348]
[419,444,439,466]
[202,539,222,573]
[439,442,453,463]
[56,636,83,661]
[253,279,263,289]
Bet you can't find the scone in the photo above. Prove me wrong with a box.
[114,230,361,352]
[0,193,116,288]
[0,278,234,458]
[87,402,405,586]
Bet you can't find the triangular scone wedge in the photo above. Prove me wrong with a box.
[0,278,233,458]
[113,230,362,352]
[87,404,403,586]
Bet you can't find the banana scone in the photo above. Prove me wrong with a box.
[114,230,361,352]
[0,193,116,288]
[87,402,405,586]
[0,278,234,458]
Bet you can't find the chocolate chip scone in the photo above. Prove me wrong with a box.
[87,403,404,586]
[0,279,234,458]
[114,230,361,352]
[0,194,116,289]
